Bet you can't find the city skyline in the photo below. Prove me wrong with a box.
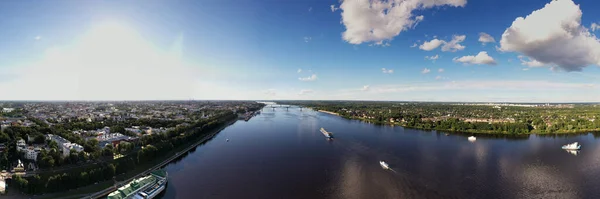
[1,0,599,102]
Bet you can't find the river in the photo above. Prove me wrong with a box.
[158,106,600,199]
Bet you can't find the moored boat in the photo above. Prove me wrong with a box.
[107,169,168,199]
[561,142,581,150]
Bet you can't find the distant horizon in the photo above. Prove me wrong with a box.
[1,99,599,104]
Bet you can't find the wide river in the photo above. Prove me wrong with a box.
[159,106,600,199]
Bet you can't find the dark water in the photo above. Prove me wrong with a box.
[160,107,600,199]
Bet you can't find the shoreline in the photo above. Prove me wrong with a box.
[338,114,600,135]
[318,110,340,116]
[30,117,239,199]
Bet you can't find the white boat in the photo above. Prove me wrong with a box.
[566,149,579,156]
[561,142,581,150]
[320,128,334,138]
[468,136,476,142]
[379,161,389,169]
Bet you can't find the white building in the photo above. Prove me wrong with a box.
[62,143,84,157]
[2,108,14,113]
[16,139,26,152]
[24,147,40,161]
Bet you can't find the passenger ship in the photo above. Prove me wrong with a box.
[107,170,168,199]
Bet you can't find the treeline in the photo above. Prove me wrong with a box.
[13,111,237,195]
[282,101,600,134]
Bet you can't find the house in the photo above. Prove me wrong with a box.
[24,147,40,161]
[16,139,26,152]
[62,143,84,157]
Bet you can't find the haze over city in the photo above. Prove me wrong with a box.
[1,0,600,101]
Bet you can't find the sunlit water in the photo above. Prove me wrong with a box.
[159,107,600,199]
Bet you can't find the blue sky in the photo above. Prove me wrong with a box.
[0,0,599,102]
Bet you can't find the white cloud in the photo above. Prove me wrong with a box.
[453,51,497,65]
[298,89,314,95]
[308,7,313,12]
[499,0,600,72]
[419,39,444,51]
[299,74,318,81]
[410,43,418,48]
[441,35,466,52]
[338,0,466,45]
[591,22,600,31]
[421,68,431,74]
[478,32,495,44]
[304,36,312,42]
[518,55,545,67]
[425,54,439,62]
[360,85,370,91]
[438,68,444,73]
[435,75,442,80]
[419,35,466,52]
[381,68,394,74]
[34,35,41,40]
[330,5,339,12]
[297,68,302,73]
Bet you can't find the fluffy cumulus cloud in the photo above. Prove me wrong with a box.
[338,0,466,45]
[438,68,444,73]
[591,23,599,31]
[419,39,444,51]
[381,68,394,74]
[518,55,545,67]
[299,74,318,81]
[478,32,495,44]
[453,51,497,65]
[421,68,431,74]
[419,35,466,52]
[441,35,466,52]
[425,54,439,62]
[499,0,600,72]
[330,5,339,12]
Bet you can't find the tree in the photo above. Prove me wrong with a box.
[48,141,58,150]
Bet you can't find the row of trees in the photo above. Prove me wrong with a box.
[283,101,600,134]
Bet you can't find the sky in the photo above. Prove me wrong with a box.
[0,0,599,102]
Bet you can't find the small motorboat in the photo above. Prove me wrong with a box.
[380,161,389,169]
[561,142,580,150]
[468,136,476,142]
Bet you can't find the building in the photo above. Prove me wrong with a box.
[24,147,40,161]
[97,133,133,148]
[1,108,14,113]
[62,143,84,157]
[46,134,71,146]
[16,139,26,152]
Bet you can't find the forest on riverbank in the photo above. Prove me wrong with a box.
[281,101,600,134]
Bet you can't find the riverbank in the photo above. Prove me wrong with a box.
[31,117,239,199]
[318,110,340,116]
[341,114,599,135]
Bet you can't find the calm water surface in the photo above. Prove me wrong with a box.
[159,107,600,199]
